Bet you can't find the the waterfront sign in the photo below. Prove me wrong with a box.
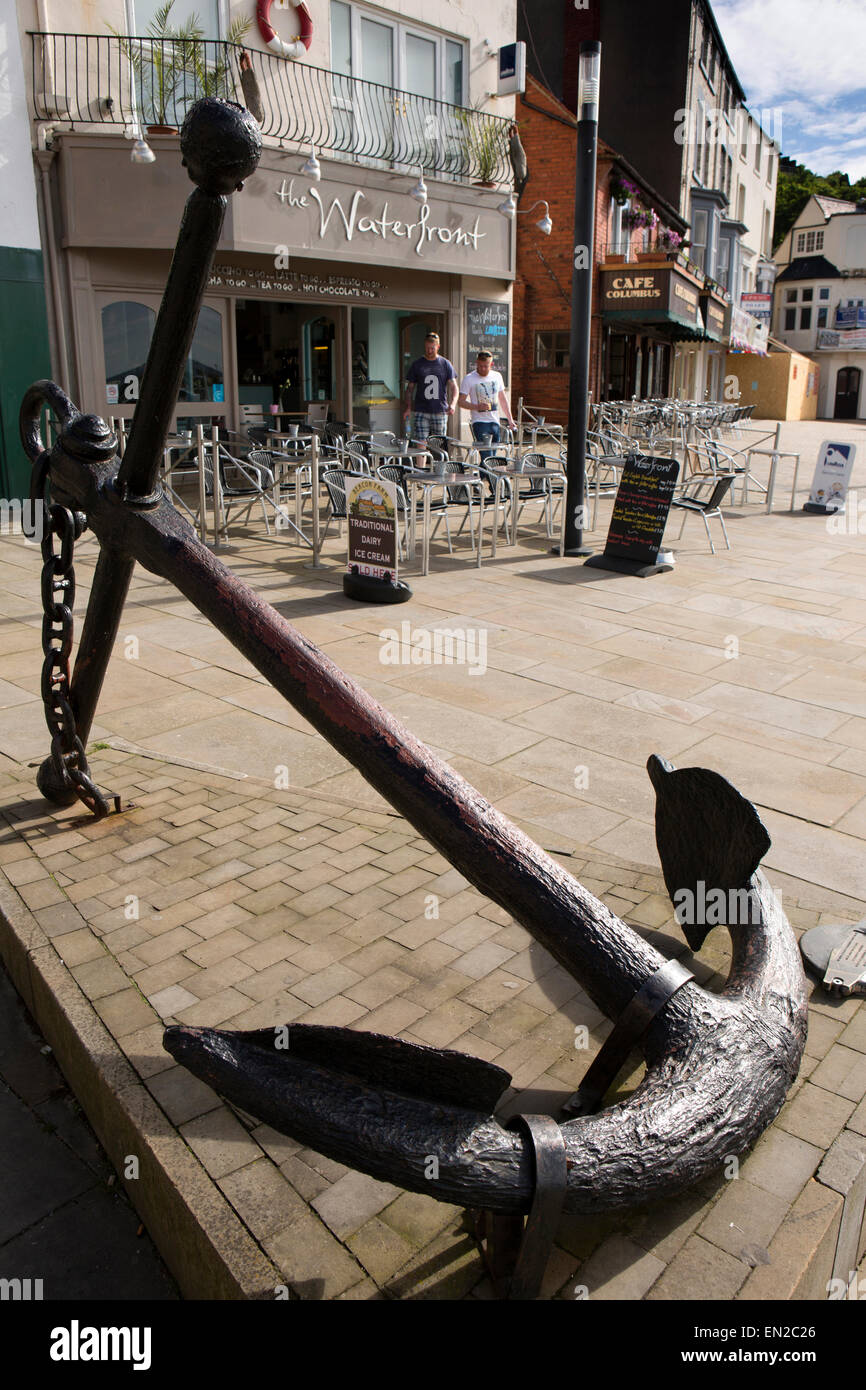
[275,178,486,258]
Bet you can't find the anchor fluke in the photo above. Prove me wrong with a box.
[648,753,771,951]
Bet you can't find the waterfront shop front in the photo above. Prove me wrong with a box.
[45,134,514,437]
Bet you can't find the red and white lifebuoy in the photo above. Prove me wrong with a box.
[256,1,313,60]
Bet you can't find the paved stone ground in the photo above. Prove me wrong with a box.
[0,748,864,1299]
[1,417,866,1298]
[0,957,178,1300]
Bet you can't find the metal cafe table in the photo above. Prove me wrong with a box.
[401,467,487,576]
[484,463,568,556]
[369,444,432,468]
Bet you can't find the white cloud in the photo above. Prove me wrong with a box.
[713,0,866,176]
[713,0,866,105]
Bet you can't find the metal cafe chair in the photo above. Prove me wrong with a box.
[514,450,559,536]
[320,468,349,544]
[429,451,480,551]
[377,463,453,558]
[670,473,736,555]
[248,446,312,520]
[217,446,280,536]
[343,441,372,475]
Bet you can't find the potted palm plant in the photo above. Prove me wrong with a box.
[115,2,249,134]
[457,107,506,186]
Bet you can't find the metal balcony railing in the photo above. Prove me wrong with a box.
[29,32,512,185]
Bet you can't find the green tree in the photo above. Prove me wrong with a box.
[775,159,866,249]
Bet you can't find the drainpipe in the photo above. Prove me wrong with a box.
[33,142,72,395]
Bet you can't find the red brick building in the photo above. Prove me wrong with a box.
[512,76,692,419]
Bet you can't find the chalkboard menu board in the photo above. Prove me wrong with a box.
[465,300,510,384]
[603,455,679,565]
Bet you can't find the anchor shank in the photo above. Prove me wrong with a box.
[100,495,667,1022]
[117,187,227,502]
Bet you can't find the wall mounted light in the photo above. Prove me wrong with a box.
[500,196,552,235]
[409,167,428,204]
[301,145,321,181]
[131,134,156,164]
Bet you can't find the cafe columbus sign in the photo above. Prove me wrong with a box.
[602,267,701,331]
[275,178,486,259]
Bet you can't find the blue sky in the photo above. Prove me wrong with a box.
[713,0,866,179]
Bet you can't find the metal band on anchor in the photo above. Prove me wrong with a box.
[503,1113,568,1300]
[561,958,695,1118]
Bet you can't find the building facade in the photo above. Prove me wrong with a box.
[518,0,777,402]
[511,77,691,414]
[772,194,866,420]
[17,0,518,459]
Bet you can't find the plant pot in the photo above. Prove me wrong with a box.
[636,251,663,262]
[146,124,178,135]
[605,254,626,264]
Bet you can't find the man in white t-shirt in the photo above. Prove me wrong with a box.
[458,352,516,462]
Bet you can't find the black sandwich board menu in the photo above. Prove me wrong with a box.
[585,455,679,577]
[465,300,510,384]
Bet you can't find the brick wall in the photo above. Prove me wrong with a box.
[513,79,615,418]
[514,76,682,413]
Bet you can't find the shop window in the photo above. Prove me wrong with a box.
[818,307,828,328]
[102,301,156,403]
[535,331,570,370]
[180,305,224,402]
[800,307,812,331]
[784,308,796,331]
[101,300,222,406]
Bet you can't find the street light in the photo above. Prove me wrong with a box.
[563,39,601,556]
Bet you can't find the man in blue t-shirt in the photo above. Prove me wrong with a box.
[403,333,458,442]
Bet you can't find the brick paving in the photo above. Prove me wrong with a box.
[1,417,866,1298]
[1,745,864,1299]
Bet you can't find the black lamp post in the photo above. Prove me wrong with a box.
[563,39,601,556]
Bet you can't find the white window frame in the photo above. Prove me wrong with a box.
[332,1,466,106]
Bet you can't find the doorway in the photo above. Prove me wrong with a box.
[834,366,861,420]
[400,315,447,390]
[235,300,345,420]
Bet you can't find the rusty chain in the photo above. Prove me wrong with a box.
[34,460,120,820]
